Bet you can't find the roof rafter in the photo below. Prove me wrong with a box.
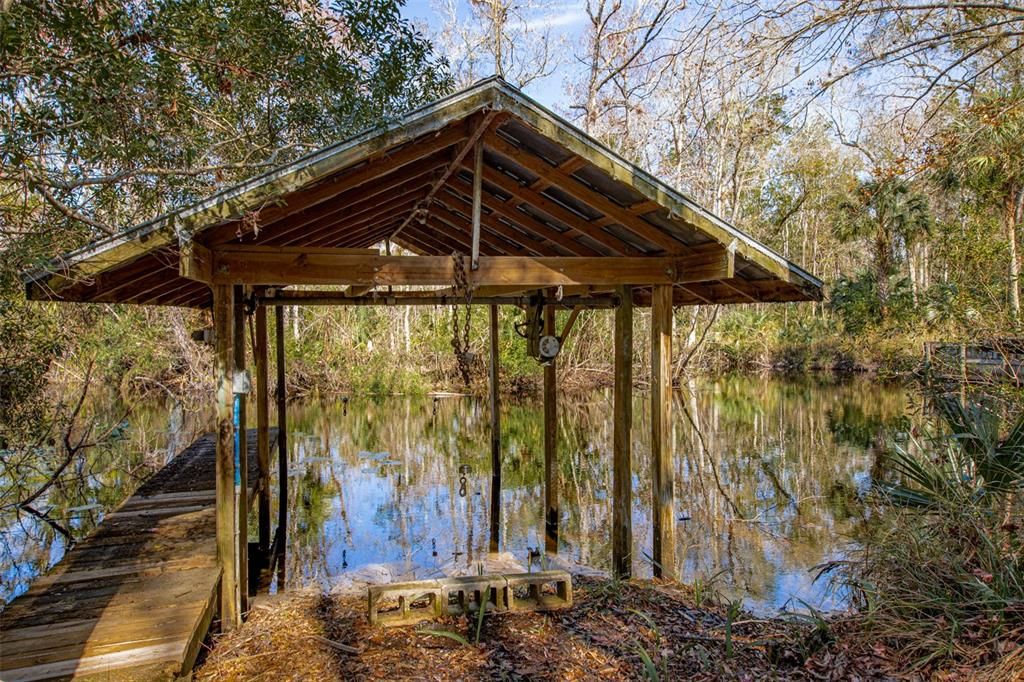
[485,132,691,254]
[389,110,505,242]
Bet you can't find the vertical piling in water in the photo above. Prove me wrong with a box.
[543,303,558,556]
[274,305,288,585]
[232,285,249,609]
[255,305,271,554]
[613,286,633,580]
[651,285,675,579]
[213,284,240,630]
[488,304,501,554]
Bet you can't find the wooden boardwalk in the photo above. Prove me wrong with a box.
[0,429,276,681]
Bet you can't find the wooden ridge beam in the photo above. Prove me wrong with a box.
[195,249,730,287]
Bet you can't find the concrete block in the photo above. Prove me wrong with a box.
[504,570,573,611]
[439,575,508,616]
[367,580,442,626]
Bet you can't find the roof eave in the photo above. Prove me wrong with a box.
[22,76,823,303]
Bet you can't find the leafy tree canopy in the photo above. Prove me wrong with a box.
[0,0,451,289]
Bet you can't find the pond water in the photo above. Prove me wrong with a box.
[0,374,923,615]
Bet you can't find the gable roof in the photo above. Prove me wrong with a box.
[23,77,822,308]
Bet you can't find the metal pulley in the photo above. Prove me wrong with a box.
[515,294,561,365]
[537,334,560,363]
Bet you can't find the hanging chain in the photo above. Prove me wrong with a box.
[458,463,471,498]
[450,253,474,385]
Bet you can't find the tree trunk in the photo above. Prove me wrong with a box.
[875,229,892,320]
[1008,191,1022,321]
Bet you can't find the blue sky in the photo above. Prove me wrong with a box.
[399,0,591,109]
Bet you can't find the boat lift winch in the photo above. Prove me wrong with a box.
[515,293,582,366]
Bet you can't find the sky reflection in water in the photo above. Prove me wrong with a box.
[1,375,919,614]
[280,375,917,614]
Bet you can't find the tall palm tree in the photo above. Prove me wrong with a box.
[932,88,1024,321]
[834,177,932,320]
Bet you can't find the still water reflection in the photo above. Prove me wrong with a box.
[279,375,916,614]
[0,375,921,614]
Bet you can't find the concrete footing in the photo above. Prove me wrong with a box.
[367,570,573,626]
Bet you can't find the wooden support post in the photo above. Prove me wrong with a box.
[232,285,249,610]
[255,304,271,554]
[488,304,501,554]
[274,305,288,583]
[213,284,240,630]
[543,303,558,555]
[470,141,483,270]
[613,285,633,579]
[650,285,675,578]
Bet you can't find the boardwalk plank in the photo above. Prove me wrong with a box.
[0,429,277,681]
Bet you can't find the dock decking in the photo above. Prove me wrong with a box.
[1,429,276,681]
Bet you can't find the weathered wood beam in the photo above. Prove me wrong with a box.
[213,284,240,630]
[543,302,558,555]
[201,250,730,287]
[390,111,504,241]
[201,126,470,246]
[488,304,501,554]
[254,305,271,554]
[471,140,484,269]
[650,285,674,579]
[486,134,689,254]
[180,241,213,282]
[612,284,633,579]
[257,290,619,308]
[232,285,249,613]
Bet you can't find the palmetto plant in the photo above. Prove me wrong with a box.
[878,395,1024,507]
[931,88,1024,319]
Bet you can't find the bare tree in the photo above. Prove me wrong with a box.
[432,0,565,88]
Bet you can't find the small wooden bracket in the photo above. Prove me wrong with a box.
[180,240,214,283]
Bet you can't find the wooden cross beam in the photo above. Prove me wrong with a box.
[180,245,731,288]
[389,111,504,242]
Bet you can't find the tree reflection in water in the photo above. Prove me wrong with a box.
[278,375,919,614]
[0,396,208,604]
[1,375,920,613]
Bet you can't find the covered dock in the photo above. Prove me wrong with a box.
[17,77,821,674]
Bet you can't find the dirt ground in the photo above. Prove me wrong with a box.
[193,576,913,681]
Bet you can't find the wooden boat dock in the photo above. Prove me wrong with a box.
[0,429,277,681]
